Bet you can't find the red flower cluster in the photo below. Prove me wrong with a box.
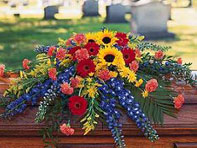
[115,32,129,47]
[47,46,56,57]
[145,79,158,92]
[155,50,164,60]
[56,48,66,60]
[177,58,182,65]
[98,69,111,81]
[75,48,89,62]
[60,123,74,136]
[74,34,86,45]
[174,94,184,109]
[61,83,74,95]
[129,60,139,73]
[76,59,95,77]
[70,77,80,88]
[85,42,99,56]
[121,48,136,65]
[68,46,81,61]
[68,96,87,116]
[48,68,57,81]
[0,64,5,77]
[23,59,31,70]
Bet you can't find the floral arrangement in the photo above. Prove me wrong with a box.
[0,29,195,148]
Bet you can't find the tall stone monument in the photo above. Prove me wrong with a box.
[131,0,174,40]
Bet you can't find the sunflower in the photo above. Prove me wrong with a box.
[97,47,125,69]
[85,32,97,43]
[96,29,117,47]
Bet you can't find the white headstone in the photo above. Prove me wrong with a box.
[131,1,174,40]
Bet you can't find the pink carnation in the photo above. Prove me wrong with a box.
[61,83,74,95]
[177,58,182,65]
[98,69,111,81]
[135,48,141,57]
[145,79,158,92]
[22,59,31,70]
[0,64,5,77]
[174,94,184,109]
[70,77,80,88]
[60,123,74,136]
[48,68,57,81]
[56,48,66,60]
[155,50,164,60]
[129,60,139,72]
[47,46,56,57]
[74,34,86,45]
[75,48,89,62]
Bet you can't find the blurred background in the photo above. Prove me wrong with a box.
[0,0,196,70]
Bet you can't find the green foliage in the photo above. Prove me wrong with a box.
[138,42,171,52]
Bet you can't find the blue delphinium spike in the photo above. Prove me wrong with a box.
[99,85,126,148]
[107,78,159,142]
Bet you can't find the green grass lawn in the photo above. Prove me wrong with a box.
[0,17,196,70]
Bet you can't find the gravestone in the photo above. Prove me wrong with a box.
[105,4,127,23]
[82,0,100,17]
[131,1,174,40]
[44,5,59,19]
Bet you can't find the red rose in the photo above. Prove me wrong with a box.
[145,79,158,92]
[84,42,99,56]
[68,96,87,116]
[47,46,56,57]
[155,50,164,60]
[48,68,57,81]
[22,59,31,70]
[56,48,66,60]
[115,32,129,47]
[121,48,136,65]
[76,59,95,78]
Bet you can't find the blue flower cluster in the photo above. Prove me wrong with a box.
[3,66,75,118]
[99,85,125,148]
[107,78,159,142]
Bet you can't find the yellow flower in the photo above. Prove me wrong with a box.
[96,29,117,47]
[86,77,92,83]
[127,71,136,83]
[85,32,97,43]
[97,47,125,68]
[135,79,143,87]
[87,86,98,98]
[109,71,118,78]
[142,90,149,98]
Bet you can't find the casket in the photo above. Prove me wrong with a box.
[0,76,197,148]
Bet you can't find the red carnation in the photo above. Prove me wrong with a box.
[68,96,87,116]
[56,48,66,60]
[84,42,99,56]
[47,46,56,57]
[121,48,136,65]
[76,59,95,78]
[115,32,129,47]
[74,34,86,45]
[68,46,81,61]
[23,59,31,70]
[48,68,57,80]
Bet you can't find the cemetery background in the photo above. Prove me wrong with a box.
[0,0,196,70]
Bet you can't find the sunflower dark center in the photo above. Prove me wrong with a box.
[75,103,81,109]
[104,54,115,62]
[108,65,117,71]
[102,37,111,44]
[90,48,94,52]
[88,39,95,42]
[84,65,89,70]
